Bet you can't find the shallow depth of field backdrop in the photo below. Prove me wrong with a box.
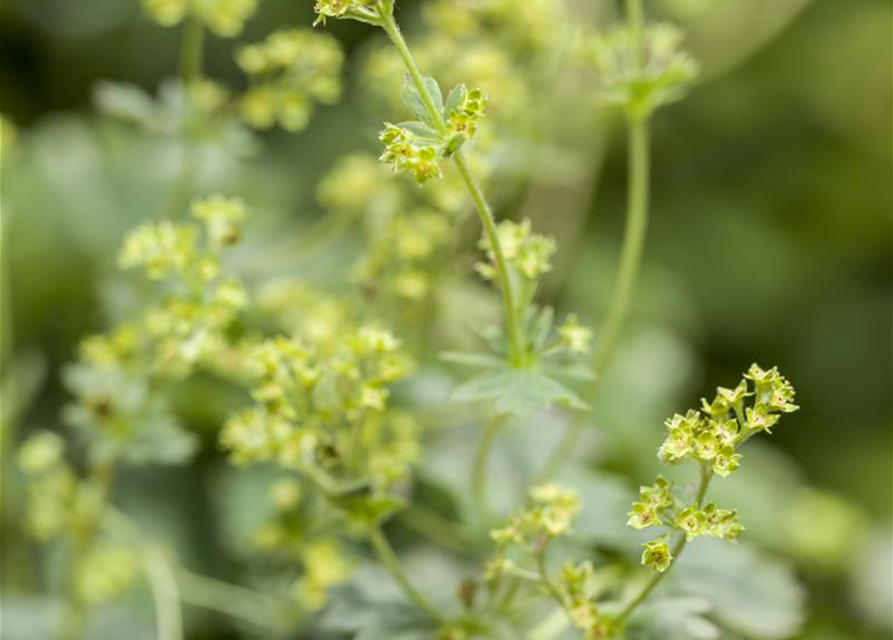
[0,0,891,639]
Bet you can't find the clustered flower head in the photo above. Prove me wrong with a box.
[316,154,400,216]
[445,85,488,143]
[485,485,615,639]
[379,124,443,185]
[629,365,798,573]
[16,432,140,602]
[423,0,567,56]
[250,478,355,611]
[556,561,611,639]
[143,0,261,37]
[118,195,249,375]
[558,315,593,355]
[476,218,557,281]
[658,363,799,474]
[377,78,489,185]
[220,322,417,493]
[489,483,580,552]
[353,207,452,301]
[16,432,80,539]
[236,29,343,132]
[312,0,384,26]
[583,23,699,116]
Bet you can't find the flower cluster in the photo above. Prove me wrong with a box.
[220,323,416,493]
[445,86,488,144]
[583,23,699,116]
[353,207,452,301]
[379,123,444,185]
[629,365,798,573]
[118,195,249,375]
[251,479,355,610]
[476,218,556,281]
[16,432,140,603]
[489,483,580,556]
[143,0,261,37]
[316,154,401,217]
[554,561,612,639]
[558,315,594,355]
[658,364,799,475]
[312,0,384,26]
[16,432,80,539]
[236,28,343,132]
[423,0,568,56]
[627,477,743,543]
[485,485,615,639]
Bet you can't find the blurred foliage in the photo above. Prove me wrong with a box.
[1,0,890,639]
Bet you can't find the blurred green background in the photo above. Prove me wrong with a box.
[1,0,890,639]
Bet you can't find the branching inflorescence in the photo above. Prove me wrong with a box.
[10,1,805,640]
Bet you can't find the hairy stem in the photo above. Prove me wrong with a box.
[379,11,526,366]
[367,524,449,624]
[614,464,713,624]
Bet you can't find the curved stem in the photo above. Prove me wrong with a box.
[614,464,713,624]
[176,567,286,628]
[367,524,449,624]
[379,12,526,366]
[143,548,184,640]
[471,414,506,514]
[593,114,650,374]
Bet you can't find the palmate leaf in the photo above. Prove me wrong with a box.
[674,539,806,639]
[627,596,720,640]
[452,369,589,418]
[320,566,437,640]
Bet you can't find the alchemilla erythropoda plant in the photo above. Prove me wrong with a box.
[7,1,814,639]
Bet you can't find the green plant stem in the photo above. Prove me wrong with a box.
[593,114,650,374]
[179,16,204,84]
[614,464,713,625]
[176,568,286,628]
[534,550,563,604]
[367,524,449,624]
[537,112,651,483]
[400,507,470,553]
[379,11,525,367]
[471,414,505,514]
[143,548,184,640]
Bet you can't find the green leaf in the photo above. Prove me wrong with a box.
[540,360,598,382]
[452,369,589,418]
[469,320,505,352]
[439,351,503,369]
[444,84,468,114]
[401,80,430,124]
[396,120,441,143]
[401,77,444,129]
[675,540,806,639]
[423,76,444,114]
[627,597,720,640]
[529,305,555,351]
[330,483,406,525]
[320,566,436,638]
